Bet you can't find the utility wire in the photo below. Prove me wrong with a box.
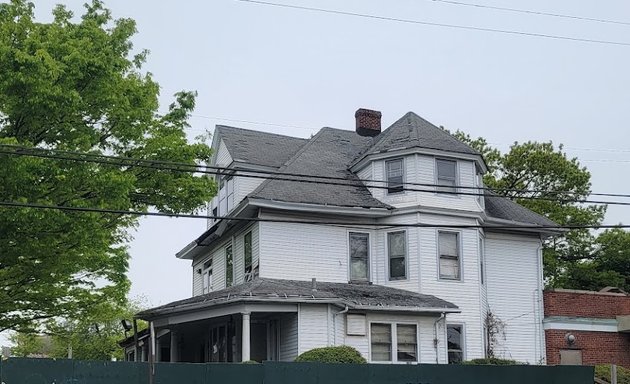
[428,0,630,27]
[2,144,630,206]
[0,200,626,230]
[235,0,630,47]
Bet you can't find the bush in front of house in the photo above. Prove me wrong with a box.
[462,358,522,365]
[595,364,630,384]
[295,346,367,364]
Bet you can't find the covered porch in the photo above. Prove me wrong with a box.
[152,304,298,363]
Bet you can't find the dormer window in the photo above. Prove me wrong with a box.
[436,159,457,193]
[386,159,404,194]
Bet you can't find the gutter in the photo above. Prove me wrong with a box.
[484,217,565,235]
[248,198,391,217]
[137,296,460,321]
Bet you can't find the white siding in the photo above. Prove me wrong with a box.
[280,313,298,361]
[234,172,265,206]
[341,312,446,364]
[485,232,544,363]
[191,224,259,296]
[298,304,330,354]
[416,214,485,361]
[259,221,352,283]
[215,139,233,167]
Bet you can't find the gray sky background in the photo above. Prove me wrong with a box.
[4,0,628,346]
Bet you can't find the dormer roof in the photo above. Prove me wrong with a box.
[215,125,307,168]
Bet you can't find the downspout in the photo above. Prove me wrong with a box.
[133,319,139,362]
[536,237,545,363]
[433,312,446,363]
[333,305,349,346]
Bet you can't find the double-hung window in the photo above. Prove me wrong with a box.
[447,324,464,363]
[388,231,406,280]
[202,258,213,294]
[225,245,233,287]
[386,159,404,194]
[439,231,461,280]
[244,232,253,280]
[370,323,418,363]
[218,176,234,215]
[436,159,457,193]
[349,232,369,281]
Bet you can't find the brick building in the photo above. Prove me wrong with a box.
[544,288,630,368]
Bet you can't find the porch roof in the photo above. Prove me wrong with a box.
[137,278,459,320]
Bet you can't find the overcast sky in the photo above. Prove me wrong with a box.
[16,0,630,331]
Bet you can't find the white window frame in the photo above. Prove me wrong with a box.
[385,158,405,194]
[225,244,233,287]
[438,230,462,281]
[217,176,234,216]
[244,231,253,281]
[387,230,408,281]
[368,321,419,364]
[446,323,465,364]
[202,258,213,294]
[348,231,370,282]
[435,158,458,195]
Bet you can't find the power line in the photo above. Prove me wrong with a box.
[428,0,630,27]
[235,0,630,47]
[1,200,627,230]
[2,144,630,206]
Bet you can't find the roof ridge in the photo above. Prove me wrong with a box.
[215,124,307,141]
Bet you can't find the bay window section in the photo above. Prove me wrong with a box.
[370,323,392,362]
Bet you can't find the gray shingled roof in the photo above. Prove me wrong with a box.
[485,193,557,227]
[248,127,390,209]
[215,125,307,168]
[137,278,458,319]
[353,112,480,165]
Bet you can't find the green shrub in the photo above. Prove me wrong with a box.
[462,358,522,365]
[595,365,630,384]
[295,346,366,364]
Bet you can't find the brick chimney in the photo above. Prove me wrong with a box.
[355,108,382,137]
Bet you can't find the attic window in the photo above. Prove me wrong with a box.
[436,159,457,194]
[386,159,404,194]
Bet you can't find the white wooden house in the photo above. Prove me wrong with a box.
[136,109,560,364]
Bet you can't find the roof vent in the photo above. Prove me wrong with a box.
[355,108,382,137]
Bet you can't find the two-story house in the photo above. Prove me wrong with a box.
[136,109,561,365]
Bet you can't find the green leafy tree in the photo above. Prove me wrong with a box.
[450,131,611,288]
[10,299,146,360]
[0,0,216,332]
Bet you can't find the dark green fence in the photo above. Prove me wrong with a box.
[0,358,594,384]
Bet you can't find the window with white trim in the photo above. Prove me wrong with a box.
[217,176,234,216]
[370,323,392,362]
[386,159,404,194]
[388,231,406,280]
[370,323,418,363]
[436,159,457,193]
[349,232,369,281]
[438,231,461,280]
[447,324,464,363]
[244,231,253,280]
[396,324,418,362]
[225,244,233,287]
[202,258,213,294]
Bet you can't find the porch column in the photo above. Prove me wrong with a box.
[170,330,179,363]
[242,312,251,362]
